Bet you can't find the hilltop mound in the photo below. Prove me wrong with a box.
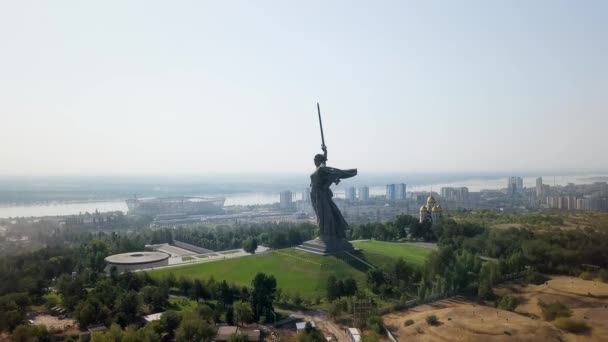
[148,242,431,298]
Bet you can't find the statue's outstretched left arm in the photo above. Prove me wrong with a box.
[325,167,357,184]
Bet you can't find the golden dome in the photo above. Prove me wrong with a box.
[427,195,436,204]
[420,205,428,212]
[432,204,443,212]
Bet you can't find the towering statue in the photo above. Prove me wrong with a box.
[298,103,357,255]
[311,146,357,239]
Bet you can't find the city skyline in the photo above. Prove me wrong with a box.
[1,1,607,175]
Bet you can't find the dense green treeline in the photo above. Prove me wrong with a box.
[349,214,608,300]
[11,268,277,341]
[173,222,316,250]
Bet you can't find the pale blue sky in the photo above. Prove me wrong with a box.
[1,1,606,175]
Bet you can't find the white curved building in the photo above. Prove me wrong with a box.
[105,251,170,273]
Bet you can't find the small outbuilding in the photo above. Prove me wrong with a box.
[347,327,361,342]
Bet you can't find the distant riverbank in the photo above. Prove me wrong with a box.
[1,173,606,218]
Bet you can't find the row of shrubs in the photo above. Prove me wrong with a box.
[579,269,608,282]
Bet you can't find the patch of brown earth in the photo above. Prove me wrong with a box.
[383,296,561,341]
[495,276,608,341]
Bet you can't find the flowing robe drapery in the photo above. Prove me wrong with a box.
[310,166,357,239]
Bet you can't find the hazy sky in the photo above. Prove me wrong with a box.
[1,1,606,175]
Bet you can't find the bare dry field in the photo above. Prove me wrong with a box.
[31,314,78,331]
[495,276,608,341]
[384,296,562,341]
[384,277,608,342]
[491,223,525,230]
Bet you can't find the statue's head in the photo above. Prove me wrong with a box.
[314,154,327,167]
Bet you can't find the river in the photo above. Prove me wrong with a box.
[0,174,605,218]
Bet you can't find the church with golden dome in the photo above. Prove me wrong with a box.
[419,195,443,225]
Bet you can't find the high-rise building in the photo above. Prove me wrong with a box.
[536,177,543,198]
[507,177,524,195]
[279,191,293,209]
[440,187,469,202]
[386,184,396,201]
[358,186,369,201]
[302,188,311,203]
[396,183,407,200]
[345,186,357,201]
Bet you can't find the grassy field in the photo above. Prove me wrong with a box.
[149,249,370,298]
[353,240,433,267]
[148,242,431,298]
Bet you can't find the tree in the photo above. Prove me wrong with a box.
[115,291,141,327]
[137,323,162,342]
[122,326,141,342]
[142,286,168,312]
[160,311,182,336]
[175,317,215,342]
[11,325,34,342]
[328,301,342,321]
[478,261,501,299]
[393,258,412,282]
[225,306,235,325]
[11,324,51,342]
[287,229,303,246]
[75,298,110,329]
[367,315,385,334]
[343,277,358,297]
[0,293,30,332]
[250,273,277,322]
[56,274,86,311]
[220,280,234,305]
[178,277,192,297]
[193,279,206,301]
[164,273,177,288]
[242,238,258,254]
[91,323,123,342]
[366,269,386,293]
[326,275,340,301]
[269,232,288,248]
[234,301,254,326]
[197,304,214,323]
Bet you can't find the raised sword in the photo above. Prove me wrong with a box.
[317,102,326,150]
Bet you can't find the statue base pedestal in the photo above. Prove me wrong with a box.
[296,237,355,256]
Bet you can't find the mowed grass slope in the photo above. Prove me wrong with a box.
[148,249,369,298]
[147,242,432,298]
[353,240,433,267]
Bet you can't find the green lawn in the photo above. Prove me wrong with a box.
[149,249,372,298]
[353,240,433,267]
[148,242,432,299]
